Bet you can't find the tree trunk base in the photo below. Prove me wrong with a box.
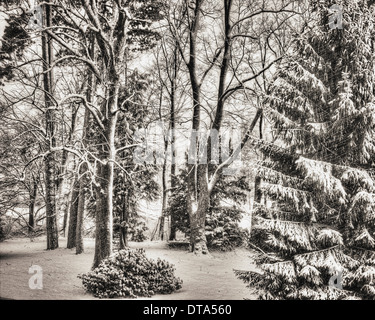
[190,242,209,255]
[119,228,128,249]
[190,228,209,255]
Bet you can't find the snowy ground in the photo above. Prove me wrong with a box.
[0,237,258,300]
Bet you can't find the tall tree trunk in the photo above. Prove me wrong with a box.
[45,152,59,249]
[59,104,78,235]
[62,196,70,237]
[169,45,178,241]
[67,181,79,248]
[28,179,38,234]
[75,116,89,255]
[93,159,114,267]
[83,2,128,267]
[189,164,209,254]
[168,162,177,240]
[185,0,235,254]
[159,159,168,240]
[254,112,264,205]
[158,86,168,241]
[76,36,95,255]
[42,3,58,250]
[92,106,117,268]
[186,0,206,253]
[211,0,232,133]
[250,111,264,238]
[119,191,128,249]
[75,181,85,254]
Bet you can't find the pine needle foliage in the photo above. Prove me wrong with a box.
[237,0,375,300]
[166,169,250,250]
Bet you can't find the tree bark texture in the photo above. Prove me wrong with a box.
[42,3,58,250]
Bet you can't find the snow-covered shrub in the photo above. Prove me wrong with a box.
[166,168,250,250]
[129,220,148,242]
[205,207,249,251]
[78,248,182,298]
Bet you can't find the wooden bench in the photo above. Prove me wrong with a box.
[167,241,190,250]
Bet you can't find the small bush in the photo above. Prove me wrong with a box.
[129,220,148,242]
[205,207,249,251]
[78,248,182,298]
[113,217,149,243]
[166,169,250,251]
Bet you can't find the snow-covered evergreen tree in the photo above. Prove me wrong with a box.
[236,0,375,300]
